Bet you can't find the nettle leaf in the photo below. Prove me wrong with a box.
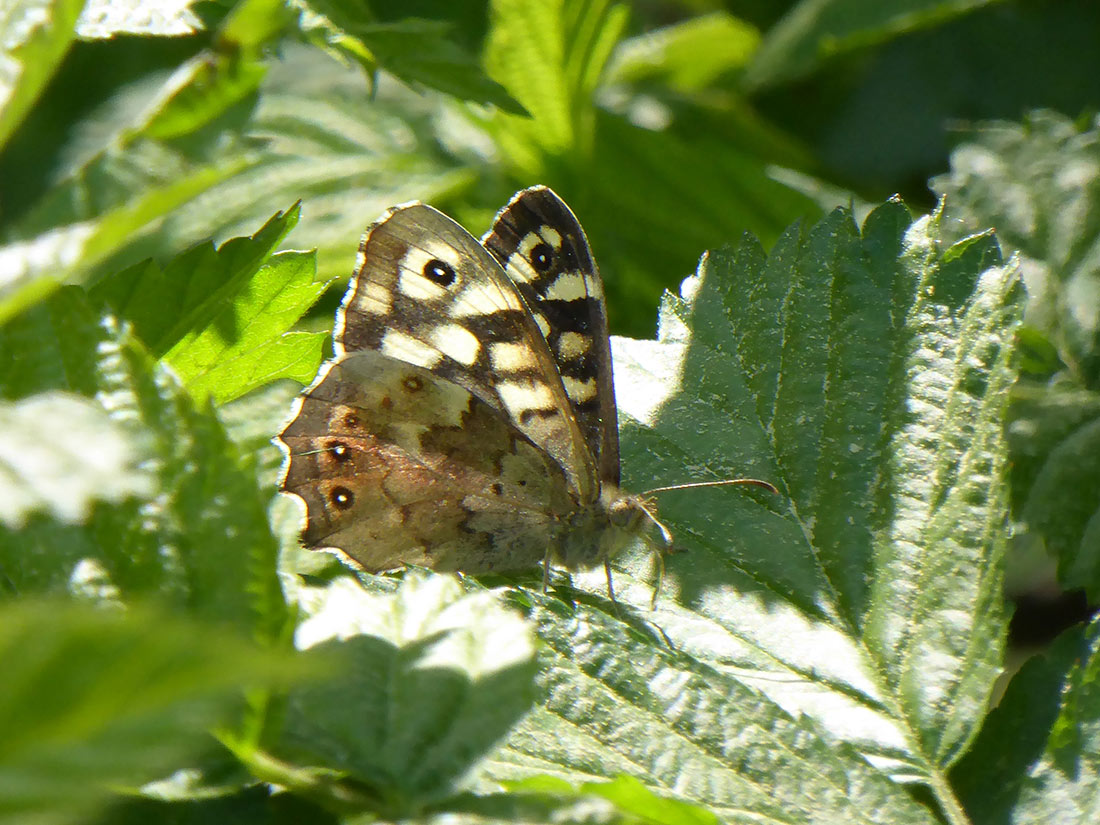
[272,574,537,818]
[0,287,288,643]
[979,615,1100,823]
[0,599,303,825]
[933,110,1100,387]
[87,45,477,287]
[743,0,1000,90]
[292,0,522,113]
[486,201,1024,822]
[90,206,331,404]
[0,0,84,150]
[0,392,151,528]
[483,0,629,164]
[1007,384,1100,599]
[932,110,1100,598]
[0,42,269,324]
[75,0,202,38]
[607,11,760,91]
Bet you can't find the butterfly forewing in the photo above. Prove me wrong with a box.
[334,203,597,501]
[482,186,621,487]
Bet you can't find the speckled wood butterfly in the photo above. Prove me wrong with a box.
[277,187,773,603]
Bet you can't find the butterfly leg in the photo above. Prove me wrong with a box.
[542,540,555,593]
[604,559,617,604]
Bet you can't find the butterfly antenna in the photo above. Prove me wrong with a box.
[643,478,779,496]
[637,478,778,609]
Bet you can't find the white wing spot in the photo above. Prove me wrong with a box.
[381,329,442,369]
[353,278,392,315]
[497,379,555,417]
[490,341,537,373]
[585,271,604,300]
[544,271,588,301]
[450,280,520,317]
[539,226,562,248]
[398,269,450,302]
[556,331,591,360]
[430,323,481,366]
[562,376,597,403]
[533,312,551,338]
[504,251,538,283]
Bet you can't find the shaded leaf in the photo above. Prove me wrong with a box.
[293,1,523,112]
[276,574,537,817]
[0,599,305,825]
[0,391,151,528]
[607,11,759,91]
[0,0,84,150]
[744,0,999,89]
[933,110,1100,387]
[0,288,288,644]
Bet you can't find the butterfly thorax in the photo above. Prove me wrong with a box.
[553,486,651,570]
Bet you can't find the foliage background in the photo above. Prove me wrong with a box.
[2,0,1100,823]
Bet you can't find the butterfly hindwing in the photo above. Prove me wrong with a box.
[482,186,621,486]
[279,349,571,573]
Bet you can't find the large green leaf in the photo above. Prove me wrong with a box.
[0,288,288,643]
[0,0,84,150]
[933,110,1100,599]
[0,600,305,825]
[267,574,537,818]
[471,200,1023,823]
[90,206,332,404]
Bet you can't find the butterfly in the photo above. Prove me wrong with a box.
[277,186,773,604]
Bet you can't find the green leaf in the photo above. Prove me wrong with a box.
[0,599,304,825]
[91,206,297,358]
[933,110,1100,598]
[483,0,629,165]
[1007,381,1100,600]
[481,201,1022,823]
[0,288,288,643]
[275,573,537,817]
[0,0,84,150]
[744,0,1000,89]
[933,110,1100,388]
[569,111,819,336]
[67,45,476,288]
[957,615,1100,824]
[293,1,523,113]
[607,11,760,91]
[0,392,151,528]
[0,43,270,323]
[951,625,1087,823]
[169,252,331,403]
[89,207,330,404]
[447,773,720,824]
[489,595,937,824]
